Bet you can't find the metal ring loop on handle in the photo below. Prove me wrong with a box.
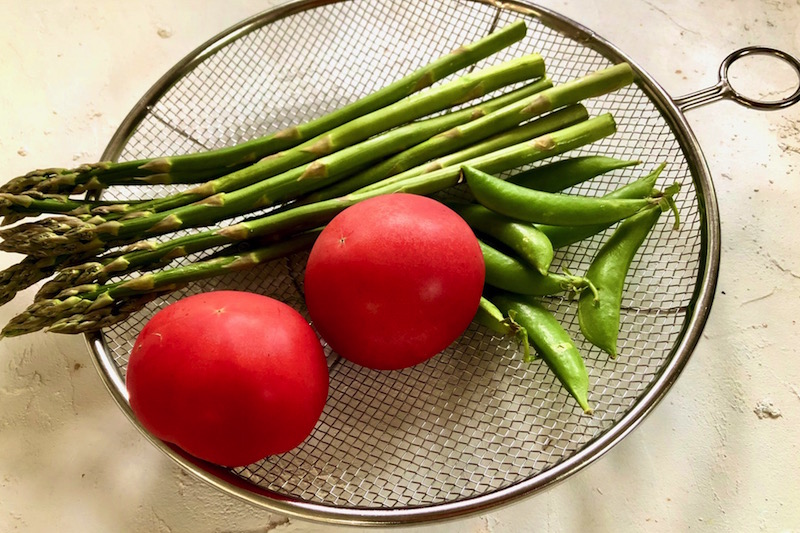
[673,46,800,111]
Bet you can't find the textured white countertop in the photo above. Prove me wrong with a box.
[1,1,799,531]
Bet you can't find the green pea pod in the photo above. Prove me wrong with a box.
[493,293,592,414]
[479,240,594,297]
[473,296,531,361]
[451,202,554,275]
[475,296,514,335]
[578,183,679,358]
[463,165,651,226]
[507,155,641,193]
[538,162,666,249]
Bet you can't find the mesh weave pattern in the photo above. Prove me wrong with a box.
[99,0,706,510]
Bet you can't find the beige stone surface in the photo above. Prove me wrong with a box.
[1,1,799,531]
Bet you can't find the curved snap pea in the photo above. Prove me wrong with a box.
[538,162,666,249]
[578,183,679,358]
[473,296,531,361]
[479,240,594,297]
[463,165,652,226]
[507,155,641,193]
[451,202,554,275]
[493,292,592,414]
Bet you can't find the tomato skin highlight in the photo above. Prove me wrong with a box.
[126,291,329,467]
[304,193,485,370]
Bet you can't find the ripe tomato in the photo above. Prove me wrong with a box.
[304,193,485,370]
[126,291,329,467]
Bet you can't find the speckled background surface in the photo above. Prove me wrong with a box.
[1,1,799,531]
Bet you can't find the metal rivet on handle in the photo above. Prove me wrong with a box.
[674,46,800,111]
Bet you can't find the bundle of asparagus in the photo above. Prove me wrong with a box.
[0,20,636,337]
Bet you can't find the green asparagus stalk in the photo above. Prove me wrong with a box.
[0,54,546,257]
[357,105,590,195]
[360,63,632,191]
[21,82,548,300]
[0,21,529,196]
[306,63,633,201]
[27,114,617,308]
[1,79,551,223]
[4,113,615,337]
[0,256,61,306]
[0,63,547,258]
[2,86,552,304]
[0,191,152,220]
[90,53,546,216]
[30,102,569,300]
[0,229,323,337]
[304,104,588,203]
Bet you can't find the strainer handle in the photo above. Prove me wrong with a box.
[673,46,800,111]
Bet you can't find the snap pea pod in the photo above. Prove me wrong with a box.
[507,155,641,192]
[450,202,554,275]
[479,240,596,298]
[537,163,666,249]
[492,293,592,414]
[474,296,531,361]
[578,183,680,358]
[463,165,652,226]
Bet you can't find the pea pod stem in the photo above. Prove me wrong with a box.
[492,293,593,414]
[578,182,681,358]
[0,21,529,196]
[478,240,595,298]
[474,297,532,362]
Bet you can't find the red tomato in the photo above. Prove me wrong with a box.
[304,193,485,370]
[126,291,329,467]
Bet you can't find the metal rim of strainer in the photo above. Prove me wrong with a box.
[85,0,722,525]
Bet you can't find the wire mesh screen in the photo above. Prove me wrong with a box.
[96,0,708,513]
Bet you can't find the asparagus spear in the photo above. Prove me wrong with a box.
[0,191,151,220]
[30,105,575,297]
[0,53,546,258]
[87,53,547,217]
[58,113,617,288]
[356,104,590,194]
[8,114,617,334]
[302,103,589,203]
[297,63,632,203]
[0,83,546,305]
[0,250,107,306]
[354,63,633,194]
[0,230,323,337]
[0,256,61,306]
[0,78,552,223]
[0,21,529,196]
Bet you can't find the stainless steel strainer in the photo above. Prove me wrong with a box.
[85,0,800,525]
